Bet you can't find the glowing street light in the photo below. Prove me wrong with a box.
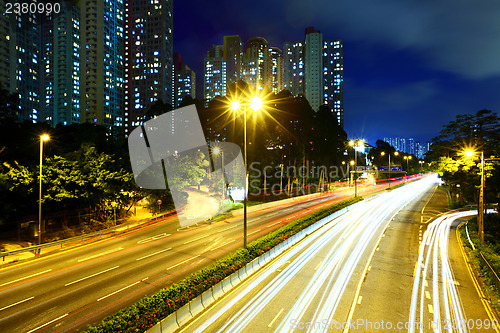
[39,134,50,245]
[230,96,264,248]
[348,140,364,197]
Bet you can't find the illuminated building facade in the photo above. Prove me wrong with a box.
[283,41,304,96]
[323,39,343,128]
[41,1,80,125]
[80,0,125,135]
[204,44,226,102]
[125,0,174,134]
[173,53,196,107]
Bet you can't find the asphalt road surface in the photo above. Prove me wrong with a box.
[0,178,405,333]
[177,175,499,333]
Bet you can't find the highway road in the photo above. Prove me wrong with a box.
[0,178,407,332]
[177,175,499,333]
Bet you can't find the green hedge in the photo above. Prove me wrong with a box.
[84,196,363,333]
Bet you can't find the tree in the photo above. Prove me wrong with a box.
[428,110,500,207]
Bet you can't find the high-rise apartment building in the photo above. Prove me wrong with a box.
[0,0,10,91]
[408,138,415,155]
[304,27,323,112]
[242,37,271,90]
[41,1,80,126]
[323,39,343,128]
[124,0,173,133]
[204,44,226,102]
[173,53,196,107]
[223,35,243,89]
[269,47,284,94]
[80,0,125,135]
[283,41,304,96]
[5,8,42,122]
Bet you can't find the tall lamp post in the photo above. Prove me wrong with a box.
[404,156,412,182]
[39,134,50,245]
[381,151,398,188]
[465,150,500,243]
[419,160,424,173]
[348,140,364,197]
[212,146,224,198]
[231,96,263,248]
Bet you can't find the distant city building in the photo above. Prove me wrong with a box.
[383,137,430,159]
[269,47,284,94]
[41,1,80,126]
[408,138,415,155]
[323,39,343,128]
[283,41,304,96]
[242,37,271,90]
[173,53,196,107]
[223,35,243,89]
[204,44,226,102]
[304,27,323,112]
[124,0,174,134]
[4,8,42,122]
[80,0,125,135]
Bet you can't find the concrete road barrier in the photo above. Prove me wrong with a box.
[201,288,215,308]
[176,303,192,327]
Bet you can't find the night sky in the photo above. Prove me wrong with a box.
[173,0,500,145]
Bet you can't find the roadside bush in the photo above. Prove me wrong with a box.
[84,196,362,333]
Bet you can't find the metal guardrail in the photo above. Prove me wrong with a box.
[0,209,179,262]
[479,252,500,291]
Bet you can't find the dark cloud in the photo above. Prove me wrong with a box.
[174,0,500,145]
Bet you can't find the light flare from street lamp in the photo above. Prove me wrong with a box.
[41,134,50,141]
[250,96,263,111]
[230,100,240,111]
[464,150,474,157]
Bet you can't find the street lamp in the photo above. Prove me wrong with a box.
[348,140,364,197]
[404,155,412,182]
[419,160,424,172]
[38,134,50,245]
[212,146,224,198]
[231,96,263,248]
[464,149,500,243]
[381,151,398,188]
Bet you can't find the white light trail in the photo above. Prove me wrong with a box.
[408,210,495,333]
[192,175,438,333]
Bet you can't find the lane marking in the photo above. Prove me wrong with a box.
[357,296,363,304]
[136,248,172,261]
[210,240,235,252]
[65,266,120,286]
[265,212,278,218]
[0,296,35,312]
[425,291,431,299]
[428,304,434,314]
[167,255,201,270]
[456,225,500,332]
[97,278,147,302]
[77,247,123,262]
[314,261,322,271]
[183,234,210,245]
[268,308,284,328]
[0,269,52,288]
[138,233,171,244]
[26,313,68,333]
[248,228,263,236]
[424,280,428,287]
